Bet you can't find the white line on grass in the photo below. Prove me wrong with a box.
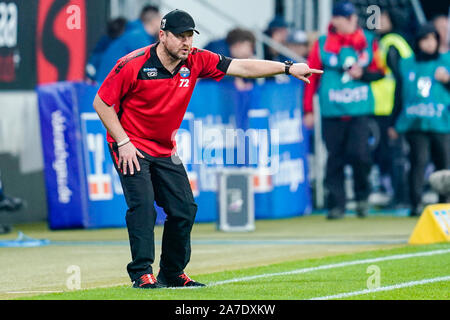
[6,290,64,294]
[309,275,450,300]
[209,248,450,287]
[5,249,448,294]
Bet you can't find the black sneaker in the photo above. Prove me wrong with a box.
[0,196,24,212]
[132,274,163,289]
[0,224,11,235]
[326,208,345,220]
[157,272,206,288]
[409,205,423,217]
[355,201,369,218]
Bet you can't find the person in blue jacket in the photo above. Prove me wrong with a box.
[389,23,450,216]
[86,17,128,81]
[203,38,230,57]
[95,5,161,83]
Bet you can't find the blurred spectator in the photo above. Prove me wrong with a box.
[203,38,230,57]
[370,9,413,206]
[389,23,450,217]
[227,28,256,59]
[286,29,309,61]
[226,28,256,91]
[95,5,161,83]
[86,17,128,81]
[433,14,449,53]
[263,16,290,62]
[0,172,24,234]
[303,1,385,220]
[204,28,256,90]
[0,174,23,213]
[203,27,256,59]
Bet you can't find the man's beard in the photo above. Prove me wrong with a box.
[165,45,188,61]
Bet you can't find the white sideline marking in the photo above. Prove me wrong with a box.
[4,249,449,294]
[209,248,450,286]
[310,275,450,300]
[6,290,63,294]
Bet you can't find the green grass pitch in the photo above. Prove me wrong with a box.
[23,243,449,300]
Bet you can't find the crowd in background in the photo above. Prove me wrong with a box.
[83,2,449,219]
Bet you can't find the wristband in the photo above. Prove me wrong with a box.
[117,137,130,147]
[284,60,294,75]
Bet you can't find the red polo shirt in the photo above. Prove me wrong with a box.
[97,43,232,157]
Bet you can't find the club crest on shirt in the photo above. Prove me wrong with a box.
[143,67,158,78]
[329,54,338,67]
[179,66,190,78]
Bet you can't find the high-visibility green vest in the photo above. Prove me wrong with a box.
[317,31,377,117]
[371,33,413,116]
[395,53,450,133]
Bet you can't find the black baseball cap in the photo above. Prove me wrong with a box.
[160,9,199,35]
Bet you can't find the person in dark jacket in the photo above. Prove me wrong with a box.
[263,16,290,62]
[389,23,450,217]
[303,1,385,220]
[370,9,413,207]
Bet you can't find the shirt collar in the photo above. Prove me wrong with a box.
[150,42,185,76]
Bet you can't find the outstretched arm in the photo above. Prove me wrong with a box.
[226,59,323,84]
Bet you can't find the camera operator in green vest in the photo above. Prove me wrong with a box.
[371,9,413,207]
[303,1,385,220]
[389,23,450,217]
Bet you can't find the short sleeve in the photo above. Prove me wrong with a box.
[97,58,136,107]
[198,49,232,82]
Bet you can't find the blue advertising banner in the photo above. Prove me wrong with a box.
[75,83,128,228]
[250,81,311,219]
[38,82,129,229]
[38,79,311,229]
[178,79,311,221]
[38,82,89,229]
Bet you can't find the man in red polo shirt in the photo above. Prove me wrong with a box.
[93,9,322,289]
